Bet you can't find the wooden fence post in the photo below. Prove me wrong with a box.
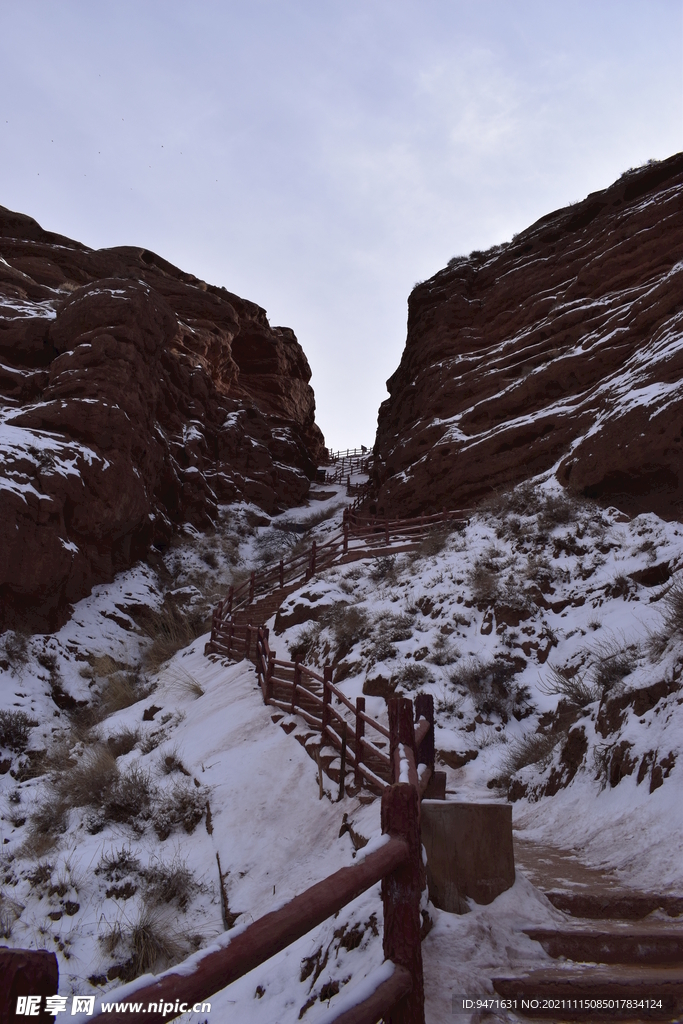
[414,692,435,772]
[292,659,301,714]
[385,516,390,545]
[249,571,255,604]
[388,697,416,785]
[338,721,347,801]
[381,783,425,1024]
[355,697,365,787]
[266,653,275,703]
[343,521,349,554]
[279,558,284,590]
[227,586,234,614]
[228,620,234,658]
[322,666,332,740]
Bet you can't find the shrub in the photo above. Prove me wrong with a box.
[288,623,323,664]
[450,657,532,722]
[0,710,38,753]
[499,730,560,785]
[370,557,397,583]
[153,782,204,841]
[3,631,29,666]
[394,663,433,691]
[0,891,23,939]
[429,636,460,666]
[325,605,371,663]
[538,664,598,709]
[647,579,683,658]
[143,858,200,911]
[590,638,639,694]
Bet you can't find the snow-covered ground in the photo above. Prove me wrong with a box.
[1,471,682,1023]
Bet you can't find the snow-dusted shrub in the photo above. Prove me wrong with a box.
[450,657,532,722]
[327,605,371,662]
[143,857,201,911]
[394,663,433,691]
[590,638,639,694]
[288,622,324,664]
[0,710,38,753]
[647,578,683,658]
[2,630,29,666]
[369,556,397,583]
[153,781,204,841]
[429,636,460,666]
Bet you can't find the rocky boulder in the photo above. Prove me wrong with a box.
[373,154,683,521]
[0,207,324,631]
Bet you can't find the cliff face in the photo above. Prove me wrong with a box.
[374,154,683,521]
[0,207,325,631]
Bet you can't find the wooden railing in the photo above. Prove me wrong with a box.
[254,626,395,792]
[89,696,434,1024]
[209,507,471,633]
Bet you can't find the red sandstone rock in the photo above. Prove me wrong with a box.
[373,153,683,521]
[0,209,324,631]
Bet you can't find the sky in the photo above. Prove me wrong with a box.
[1,1,682,451]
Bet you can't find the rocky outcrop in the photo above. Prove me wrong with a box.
[374,154,683,521]
[0,207,324,631]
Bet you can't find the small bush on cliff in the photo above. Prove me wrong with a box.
[539,664,598,709]
[0,710,38,753]
[450,657,532,722]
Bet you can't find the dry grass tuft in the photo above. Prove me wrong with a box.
[138,605,209,672]
[539,664,598,709]
[101,908,188,982]
[107,728,140,759]
[590,638,639,694]
[646,579,683,659]
[499,730,560,785]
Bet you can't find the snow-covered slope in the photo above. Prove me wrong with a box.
[1,475,681,1022]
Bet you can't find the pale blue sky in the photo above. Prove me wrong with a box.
[1,1,681,449]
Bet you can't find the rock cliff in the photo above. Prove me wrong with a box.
[0,207,325,631]
[374,154,683,521]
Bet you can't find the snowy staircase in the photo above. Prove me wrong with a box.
[493,891,683,1020]
[230,580,302,630]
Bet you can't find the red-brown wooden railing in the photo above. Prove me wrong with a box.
[208,507,471,638]
[86,696,433,1024]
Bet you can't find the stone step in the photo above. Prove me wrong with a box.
[525,923,683,965]
[546,891,683,920]
[493,965,683,1020]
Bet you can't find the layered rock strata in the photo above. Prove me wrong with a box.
[374,154,683,521]
[0,207,324,630]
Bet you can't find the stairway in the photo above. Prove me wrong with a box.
[493,882,683,1020]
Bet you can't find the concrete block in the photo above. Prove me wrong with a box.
[421,801,515,912]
